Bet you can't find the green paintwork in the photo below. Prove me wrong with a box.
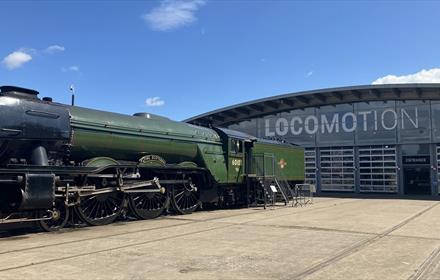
[68,106,229,183]
[250,142,304,181]
[67,106,304,185]
[195,143,228,183]
[83,157,119,167]
[177,161,198,168]
[227,140,245,183]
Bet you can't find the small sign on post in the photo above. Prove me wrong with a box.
[269,184,277,209]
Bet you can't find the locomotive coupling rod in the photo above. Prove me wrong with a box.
[58,178,165,196]
[121,178,158,190]
[87,173,141,179]
[158,179,190,184]
[122,177,166,194]
[123,189,163,193]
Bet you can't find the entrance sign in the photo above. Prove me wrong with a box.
[403,156,430,165]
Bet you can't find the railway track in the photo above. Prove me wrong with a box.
[291,201,440,279]
[408,246,440,280]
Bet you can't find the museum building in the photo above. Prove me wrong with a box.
[186,84,440,195]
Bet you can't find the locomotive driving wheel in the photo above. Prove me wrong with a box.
[128,191,169,219]
[171,174,201,214]
[75,157,126,226]
[38,198,69,232]
[75,190,126,226]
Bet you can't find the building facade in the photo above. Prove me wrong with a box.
[186,84,440,196]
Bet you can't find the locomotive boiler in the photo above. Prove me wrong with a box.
[0,86,304,231]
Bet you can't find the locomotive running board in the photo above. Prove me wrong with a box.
[0,164,138,175]
[0,164,207,175]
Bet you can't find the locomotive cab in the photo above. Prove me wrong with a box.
[214,128,256,184]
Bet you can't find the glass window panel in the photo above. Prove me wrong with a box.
[401,144,430,155]
[436,145,440,194]
[304,148,316,185]
[359,145,397,193]
[319,146,355,191]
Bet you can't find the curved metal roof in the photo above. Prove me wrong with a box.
[185,83,440,127]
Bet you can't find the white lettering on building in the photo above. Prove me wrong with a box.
[401,108,418,129]
[291,116,303,135]
[304,115,319,134]
[358,111,371,131]
[265,119,275,136]
[264,107,419,136]
[275,118,289,136]
[321,114,339,133]
[381,109,397,130]
[342,112,357,132]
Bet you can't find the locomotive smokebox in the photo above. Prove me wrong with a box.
[0,86,71,164]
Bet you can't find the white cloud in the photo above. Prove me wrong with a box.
[1,50,32,70]
[45,45,65,54]
[306,71,314,77]
[372,68,440,84]
[62,65,80,72]
[142,0,205,31]
[69,65,79,71]
[145,97,165,106]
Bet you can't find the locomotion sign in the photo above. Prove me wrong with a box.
[265,108,419,136]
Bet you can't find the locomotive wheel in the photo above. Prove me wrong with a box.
[75,191,125,226]
[171,181,200,215]
[38,199,69,232]
[128,192,169,219]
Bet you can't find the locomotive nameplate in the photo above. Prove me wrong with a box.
[139,155,166,165]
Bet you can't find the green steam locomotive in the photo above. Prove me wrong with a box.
[0,86,304,231]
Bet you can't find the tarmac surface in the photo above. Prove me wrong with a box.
[1,197,440,279]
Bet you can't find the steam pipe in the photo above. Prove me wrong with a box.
[31,146,48,166]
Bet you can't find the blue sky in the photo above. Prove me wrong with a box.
[1,0,440,120]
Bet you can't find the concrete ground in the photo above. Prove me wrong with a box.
[1,197,440,280]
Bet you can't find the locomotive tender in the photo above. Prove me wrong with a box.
[0,86,304,231]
